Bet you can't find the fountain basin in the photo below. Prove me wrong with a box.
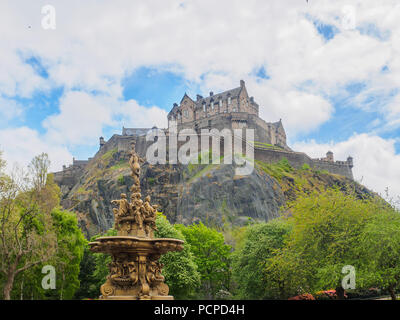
[89,236,184,255]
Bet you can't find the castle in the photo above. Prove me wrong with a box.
[54,80,354,186]
[167,80,288,150]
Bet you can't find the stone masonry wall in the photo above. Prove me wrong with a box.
[255,148,353,179]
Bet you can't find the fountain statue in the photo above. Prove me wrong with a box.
[89,142,184,300]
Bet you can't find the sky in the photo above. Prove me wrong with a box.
[0,0,399,201]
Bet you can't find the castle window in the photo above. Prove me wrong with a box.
[211,102,214,110]
[228,97,231,105]
[219,100,222,108]
[203,104,206,112]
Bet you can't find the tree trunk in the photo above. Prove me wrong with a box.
[20,277,24,300]
[3,270,16,300]
[60,271,65,300]
[388,285,396,300]
[335,286,345,300]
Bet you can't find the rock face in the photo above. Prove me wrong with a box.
[56,142,372,239]
[174,164,285,227]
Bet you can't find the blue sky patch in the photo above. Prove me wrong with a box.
[381,65,389,73]
[305,14,339,41]
[345,82,366,95]
[122,67,198,111]
[314,21,338,41]
[24,56,49,79]
[296,103,383,144]
[252,66,270,81]
[395,141,400,154]
[357,23,390,41]
[7,87,64,134]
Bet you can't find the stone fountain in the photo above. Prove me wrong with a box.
[89,142,184,300]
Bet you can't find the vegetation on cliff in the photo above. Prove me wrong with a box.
[57,140,372,241]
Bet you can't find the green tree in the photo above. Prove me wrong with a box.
[358,209,400,300]
[7,208,86,300]
[232,219,292,299]
[45,208,85,300]
[28,153,51,192]
[8,264,46,300]
[176,222,232,299]
[155,214,200,299]
[73,245,98,299]
[266,188,388,299]
[0,152,87,300]
[0,154,58,300]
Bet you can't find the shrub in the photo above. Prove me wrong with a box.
[315,289,347,300]
[148,177,156,185]
[117,175,125,185]
[288,293,315,300]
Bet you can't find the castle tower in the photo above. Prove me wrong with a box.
[347,156,353,168]
[326,151,334,162]
[100,137,106,149]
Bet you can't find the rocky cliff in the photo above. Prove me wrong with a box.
[56,140,373,239]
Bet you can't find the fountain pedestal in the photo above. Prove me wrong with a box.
[89,142,184,300]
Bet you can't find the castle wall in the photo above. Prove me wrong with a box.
[53,130,353,187]
[189,96,240,121]
[53,167,83,189]
[254,148,353,179]
[179,89,258,125]
[312,160,353,179]
[122,128,152,136]
[176,112,280,146]
[97,134,136,155]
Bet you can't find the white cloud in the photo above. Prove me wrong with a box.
[1,1,397,106]
[292,134,400,200]
[0,127,73,172]
[43,91,114,146]
[0,0,399,183]
[252,83,334,135]
[0,97,23,122]
[118,100,168,129]
[42,90,168,146]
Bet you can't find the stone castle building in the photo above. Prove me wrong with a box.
[54,81,354,185]
[167,80,288,150]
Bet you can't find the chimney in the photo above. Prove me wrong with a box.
[196,94,203,101]
[173,103,178,108]
[210,91,213,96]
[240,79,245,87]
[250,97,254,103]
